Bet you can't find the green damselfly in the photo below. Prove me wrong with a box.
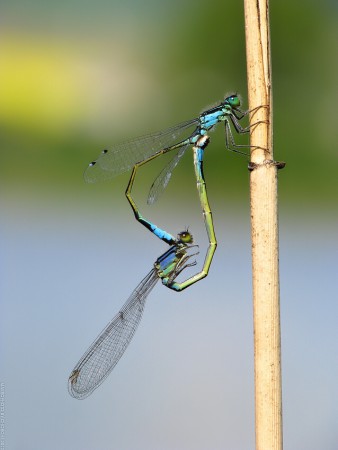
[68,229,198,399]
[70,129,240,398]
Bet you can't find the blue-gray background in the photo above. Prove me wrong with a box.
[2,1,338,449]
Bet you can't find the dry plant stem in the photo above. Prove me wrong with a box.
[244,1,283,450]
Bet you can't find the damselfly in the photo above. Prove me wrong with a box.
[69,229,198,399]
[85,94,258,204]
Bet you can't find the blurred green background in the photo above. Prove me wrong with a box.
[2,1,338,449]
[2,0,338,203]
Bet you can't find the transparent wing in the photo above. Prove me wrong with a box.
[68,269,159,399]
[147,144,189,205]
[84,118,198,183]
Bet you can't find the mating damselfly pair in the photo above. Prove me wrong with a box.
[68,94,260,399]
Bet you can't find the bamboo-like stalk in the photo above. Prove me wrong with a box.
[243,1,283,449]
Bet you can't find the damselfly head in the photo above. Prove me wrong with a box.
[177,230,193,244]
[224,93,241,109]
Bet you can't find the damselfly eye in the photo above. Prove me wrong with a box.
[178,231,193,244]
[226,95,240,108]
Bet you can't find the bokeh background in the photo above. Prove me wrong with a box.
[2,0,338,449]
